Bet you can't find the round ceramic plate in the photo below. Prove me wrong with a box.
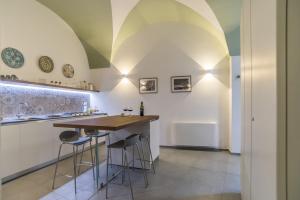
[62,64,74,78]
[39,56,54,73]
[1,47,24,68]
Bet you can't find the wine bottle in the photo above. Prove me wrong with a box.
[140,101,144,116]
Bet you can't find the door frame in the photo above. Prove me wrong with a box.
[277,0,287,199]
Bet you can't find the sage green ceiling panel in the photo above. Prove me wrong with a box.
[206,0,242,56]
[37,0,113,68]
[113,0,229,59]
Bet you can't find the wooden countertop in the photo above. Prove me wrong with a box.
[53,115,159,131]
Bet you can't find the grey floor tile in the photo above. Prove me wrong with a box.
[2,147,241,200]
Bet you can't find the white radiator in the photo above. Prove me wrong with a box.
[172,122,218,148]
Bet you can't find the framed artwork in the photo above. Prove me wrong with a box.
[171,75,192,93]
[139,77,158,94]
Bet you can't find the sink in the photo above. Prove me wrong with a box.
[27,117,46,120]
[47,114,63,118]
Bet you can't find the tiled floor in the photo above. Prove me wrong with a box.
[2,147,241,200]
[1,145,106,200]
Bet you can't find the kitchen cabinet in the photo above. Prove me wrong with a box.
[1,125,21,178]
[1,115,106,181]
[19,121,54,170]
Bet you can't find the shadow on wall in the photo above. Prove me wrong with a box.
[93,23,230,92]
[91,22,230,147]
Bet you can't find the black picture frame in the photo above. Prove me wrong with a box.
[139,77,158,94]
[171,75,192,93]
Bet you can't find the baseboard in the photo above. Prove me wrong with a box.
[160,145,228,152]
[1,142,105,184]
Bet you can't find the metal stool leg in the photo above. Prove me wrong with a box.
[135,143,148,187]
[121,148,125,184]
[105,146,110,199]
[132,145,135,168]
[124,150,134,200]
[139,138,146,170]
[95,137,99,188]
[77,143,85,175]
[89,140,95,179]
[107,135,113,166]
[52,143,63,190]
[73,146,78,193]
[146,137,156,174]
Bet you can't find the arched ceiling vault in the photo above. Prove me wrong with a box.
[111,0,224,44]
[36,0,241,68]
[206,0,242,56]
[112,0,228,59]
[37,0,113,69]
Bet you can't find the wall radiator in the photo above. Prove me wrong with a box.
[172,122,218,148]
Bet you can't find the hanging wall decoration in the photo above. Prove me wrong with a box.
[38,56,54,73]
[171,75,192,93]
[1,47,24,68]
[139,77,158,94]
[62,64,74,78]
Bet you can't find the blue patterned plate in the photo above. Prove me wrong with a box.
[1,47,24,68]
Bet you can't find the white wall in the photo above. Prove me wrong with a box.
[91,23,230,148]
[0,0,90,84]
[241,0,277,200]
[229,56,241,154]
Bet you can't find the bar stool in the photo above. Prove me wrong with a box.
[105,134,148,200]
[52,130,94,193]
[128,134,156,174]
[84,128,112,188]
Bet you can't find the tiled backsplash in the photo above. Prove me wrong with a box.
[0,85,90,118]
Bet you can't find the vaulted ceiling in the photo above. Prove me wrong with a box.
[206,0,242,56]
[37,0,241,69]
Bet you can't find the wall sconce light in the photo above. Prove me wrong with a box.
[120,73,129,84]
[206,69,213,74]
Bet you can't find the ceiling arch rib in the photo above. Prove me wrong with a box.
[111,0,140,45]
[206,0,242,56]
[175,0,223,32]
[112,0,229,59]
[37,0,240,68]
[37,0,113,69]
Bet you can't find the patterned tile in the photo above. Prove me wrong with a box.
[0,85,90,118]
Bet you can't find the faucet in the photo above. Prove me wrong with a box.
[16,102,28,119]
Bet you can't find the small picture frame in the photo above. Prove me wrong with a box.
[171,75,192,93]
[139,77,158,94]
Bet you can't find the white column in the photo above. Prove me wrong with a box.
[229,56,241,154]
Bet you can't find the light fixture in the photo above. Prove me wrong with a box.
[0,82,92,95]
[206,69,213,74]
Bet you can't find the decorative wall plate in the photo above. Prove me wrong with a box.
[1,47,24,68]
[62,64,74,78]
[39,56,54,73]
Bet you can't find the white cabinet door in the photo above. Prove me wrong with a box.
[32,121,54,164]
[19,122,52,169]
[150,120,160,160]
[1,125,21,178]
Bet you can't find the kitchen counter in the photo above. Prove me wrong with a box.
[54,115,159,130]
[1,113,108,182]
[0,113,107,126]
[54,115,160,170]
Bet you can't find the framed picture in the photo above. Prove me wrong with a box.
[171,75,192,93]
[139,77,158,94]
